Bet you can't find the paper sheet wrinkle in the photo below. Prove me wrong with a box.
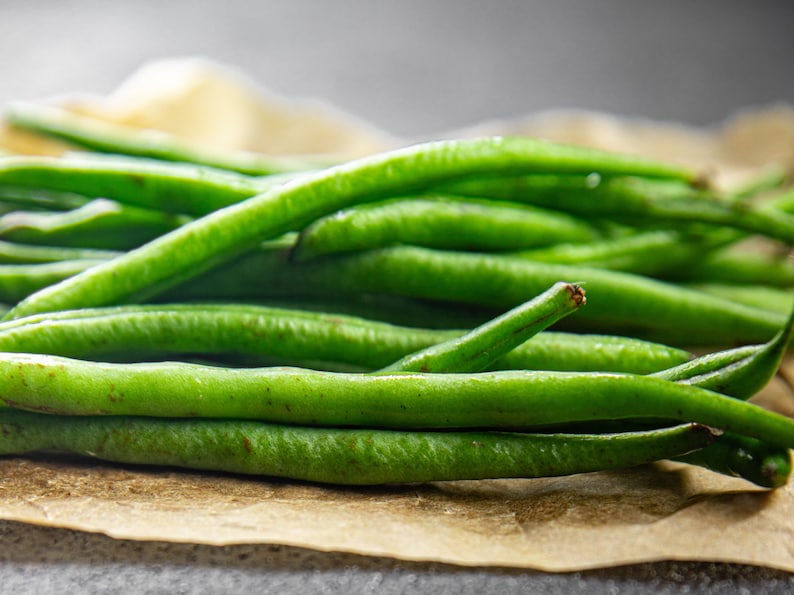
[1,57,794,571]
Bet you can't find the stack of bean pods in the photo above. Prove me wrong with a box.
[0,103,792,488]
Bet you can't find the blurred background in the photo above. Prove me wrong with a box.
[1,0,792,138]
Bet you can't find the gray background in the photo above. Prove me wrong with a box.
[1,1,794,592]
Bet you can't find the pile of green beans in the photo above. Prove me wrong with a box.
[0,102,792,489]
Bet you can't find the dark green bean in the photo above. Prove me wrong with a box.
[170,244,786,346]
[0,409,715,485]
[4,136,697,320]
[379,282,586,373]
[0,303,690,373]
[674,432,791,489]
[1,354,794,448]
[292,195,604,260]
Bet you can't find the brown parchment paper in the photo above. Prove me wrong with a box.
[2,57,794,572]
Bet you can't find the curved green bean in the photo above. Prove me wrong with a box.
[4,136,697,320]
[658,299,794,400]
[6,102,326,176]
[380,282,586,373]
[0,409,715,485]
[0,153,266,216]
[171,244,786,346]
[1,354,793,448]
[445,174,794,244]
[292,195,604,260]
[0,259,102,304]
[0,198,191,250]
[0,240,120,264]
[0,303,690,373]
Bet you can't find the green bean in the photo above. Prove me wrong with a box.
[0,198,191,250]
[3,137,697,321]
[0,154,266,216]
[660,248,794,287]
[0,185,90,210]
[5,103,327,176]
[445,174,794,244]
[380,282,586,373]
[0,409,715,485]
[685,284,794,316]
[0,303,690,373]
[171,244,786,346]
[0,240,120,264]
[674,432,791,489]
[512,230,703,275]
[0,259,102,304]
[292,195,604,260]
[1,354,793,447]
[654,299,794,400]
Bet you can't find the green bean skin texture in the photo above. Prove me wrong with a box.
[677,302,794,400]
[675,432,792,489]
[172,244,785,346]
[292,195,603,260]
[513,230,713,276]
[1,354,793,448]
[0,154,265,217]
[0,409,715,485]
[660,249,794,288]
[0,303,690,373]
[446,174,794,244]
[686,284,794,317]
[0,259,102,304]
[381,282,586,373]
[0,240,120,265]
[6,103,325,176]
[0,198,191,250]
[0,185,90,211]
[4,137,696,321]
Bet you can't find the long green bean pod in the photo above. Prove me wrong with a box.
[0,198,191,250]
[292,195,604,260]
[512,230,713,275]
[170,244,786,346]
[1,354,793,448]
[0,185,90,210]
[0,409,715,485]
[5,103,326,176]
[0,154,267,216]
[379,282,586,373]
[655,299,794,400]
[0,303,690,373]
[445,174,794,244]
[4,137,696,320]
[0,259,103,303]
[659,248,794,287]
[0,240,120,264]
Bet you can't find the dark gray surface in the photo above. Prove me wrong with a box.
[1,1,793,591]
[1,520,793,595]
